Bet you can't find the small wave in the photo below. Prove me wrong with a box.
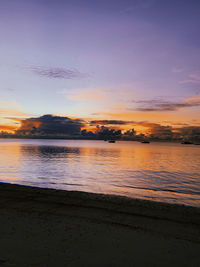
[62,182,83,187]
[112,183,200,196]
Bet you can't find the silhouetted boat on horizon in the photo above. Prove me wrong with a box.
[141,141,150,144]
[108,140,116,143]
[181,141,193,144]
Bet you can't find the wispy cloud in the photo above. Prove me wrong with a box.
[134,96,200,112]
[60,88,105,101]
[90,120,132,126]
[30,66,88,79]
[172,67,184,73]
[121,0,155,13]
[180,72,200,85]
[0,101,19,107]
[0,108,27,117]
[0,88,14,92]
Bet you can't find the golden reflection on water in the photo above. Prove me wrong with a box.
[0,141,22,181]
[0,139,200,206]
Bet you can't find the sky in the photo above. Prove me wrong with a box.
[0,0,200,134]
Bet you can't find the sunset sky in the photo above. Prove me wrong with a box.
[0,0,200,133]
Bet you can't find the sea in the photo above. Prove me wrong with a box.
[0,139,200,207]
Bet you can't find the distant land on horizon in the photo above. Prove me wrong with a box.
[0,114,199,143]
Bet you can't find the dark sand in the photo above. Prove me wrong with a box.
[0,183,200,267]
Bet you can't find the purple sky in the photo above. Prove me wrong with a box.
[0,0,200,130]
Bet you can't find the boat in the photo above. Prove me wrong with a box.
[141,141,150,144]
[108,140,116,143]
[181,141,193,144]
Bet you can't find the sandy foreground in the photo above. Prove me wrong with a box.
[0,183,200,267]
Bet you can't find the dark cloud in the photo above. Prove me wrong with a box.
[164,122,189,126]
[17,115,84,136]
[143,123,200,141]
[90,119,176,129]
[88,120,184,141]
[89,120,163,128]
[135,98,200,112]
[177,126,200,136]
[149,124,173,135]
[30,66,88,79]
[90,120,132,125]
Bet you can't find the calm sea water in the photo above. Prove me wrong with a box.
[0,139,200,207]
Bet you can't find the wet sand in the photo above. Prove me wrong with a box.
[0,182,200,267]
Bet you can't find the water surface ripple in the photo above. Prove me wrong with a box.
[0,139,200,207]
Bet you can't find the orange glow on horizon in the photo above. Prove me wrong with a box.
[19,120,42,134]
[0,125,18,133]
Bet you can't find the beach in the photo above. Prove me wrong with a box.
[0,183,200,267]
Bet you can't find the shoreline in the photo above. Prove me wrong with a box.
[0,182,200,266]
[1,182,200,224]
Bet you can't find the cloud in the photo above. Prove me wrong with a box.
[17,114,85,136]
[89,119,174,135]
[89,119,169,129]
[0,108,27,117]
[180,72,200,85]
[135,96,200,112]
[189,73,200,81]
[0,88,14,92]
[121,0,155,13]
[148,124,173,135]
[164,121,189,126]
[177,126,200,136]
[30,66,88,79]
[90,120,132,126]
[86,119,186,140]
[60,88,105,101]
[0,101,19,107]
[172,67,184,73]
